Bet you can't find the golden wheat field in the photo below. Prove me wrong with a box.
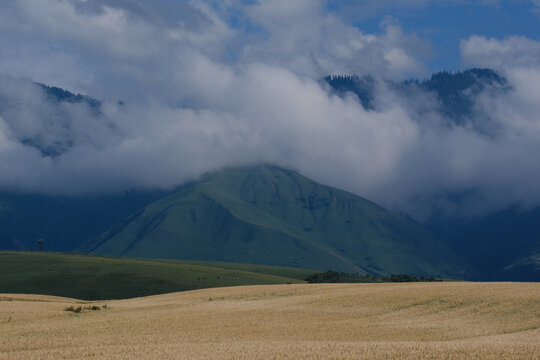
[1,282,539,359]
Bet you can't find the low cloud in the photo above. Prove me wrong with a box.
[326,0,506,21]
[461,35,540,69]
[0,0,540,221]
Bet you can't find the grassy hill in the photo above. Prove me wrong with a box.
[82,165,465,278]
[0,252,313,300]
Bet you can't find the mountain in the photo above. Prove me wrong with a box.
[500,253,540,281]
[0,190,168,252]
[426,206,540,281]
[0,80,103,158]
[324,75,375,110]
[38,83,101,110]
[398,68,507,122]
[326,68,508,124]
[81,165,465,278]
[326,69,540,281]
[2,75,535,281]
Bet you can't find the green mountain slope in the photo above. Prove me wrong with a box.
[0,252,312,300]
[82,165,465,278]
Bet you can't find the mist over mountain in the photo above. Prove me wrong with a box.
[1,66,538,223]
[2,73,539,280]
[0,0,538,222]
[325,68,508,128]
[1,0,540,281]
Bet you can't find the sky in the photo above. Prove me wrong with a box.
[0,0,540,220]
[335,0,540,72]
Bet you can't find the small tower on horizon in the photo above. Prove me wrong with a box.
[37,239,43,252]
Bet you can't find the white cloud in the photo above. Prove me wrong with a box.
[326,0,505,21]
[460,35,540,69]
[528,0,540,16]
[241,1,430,78]
[1,0,540,220]
[0,0,431,101]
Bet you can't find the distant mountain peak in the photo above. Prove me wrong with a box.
[325,68,509,126]
[37,83,101,109]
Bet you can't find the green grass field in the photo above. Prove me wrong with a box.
[0,251,314,300]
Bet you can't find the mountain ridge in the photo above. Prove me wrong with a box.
[82,165,465,278]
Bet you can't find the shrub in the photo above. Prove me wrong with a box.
[64,305,107,313]
[64,306,82,313]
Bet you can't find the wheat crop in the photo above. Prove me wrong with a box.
[1,282,539,359]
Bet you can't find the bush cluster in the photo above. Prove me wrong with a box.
[305,270,441,283]
[64,305,107,313]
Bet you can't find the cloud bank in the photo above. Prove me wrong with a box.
[0,0,540,220]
